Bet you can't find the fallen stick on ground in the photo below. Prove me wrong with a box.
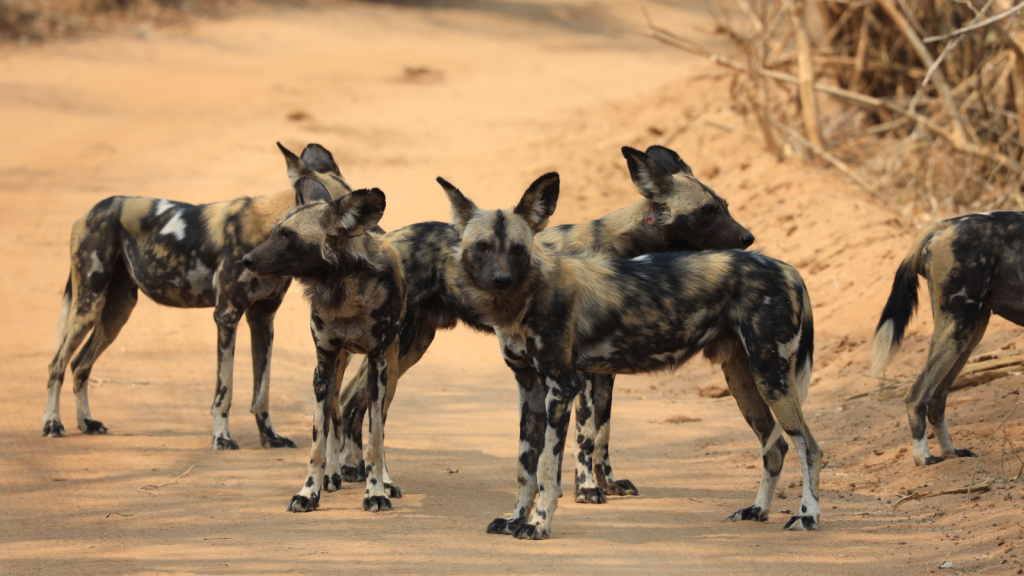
[138,464,195,496]
[892,478,992,510]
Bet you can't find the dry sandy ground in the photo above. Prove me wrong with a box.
[2,1,1024,574]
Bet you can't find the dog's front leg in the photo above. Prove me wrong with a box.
[212,306,243,450]
[287,347,344,512]
[514,369,581,541]
[362,343,398,512]
[247,297,296,449]
[323,353,353,493]
[487,355,545,535]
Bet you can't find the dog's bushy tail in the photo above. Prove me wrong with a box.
[54,274,73,349]
[871,232,931,376]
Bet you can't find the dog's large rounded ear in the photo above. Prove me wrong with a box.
[300,143,341,176]
[622,146,671,199]
[278,142,306,184]
[645,145,693,177]
[328,188,385,237]
[437,177,478,234]
[294,177,332,206]
[514,172,559,233]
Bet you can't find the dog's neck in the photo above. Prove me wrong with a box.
[297,233,383,313]
[593,200,670,257]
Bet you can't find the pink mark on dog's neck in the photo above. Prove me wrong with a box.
[645,214,657,226]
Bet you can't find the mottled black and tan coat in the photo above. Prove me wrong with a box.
[330,146,754,503]
[441,173,820,539]
[872,211,1024,466]
[242,180,405,513]
[43,143,349,450]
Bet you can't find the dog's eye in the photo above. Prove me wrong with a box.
[512,245,524,254]
[702,205,717,215]
[476,241,489,251]
[279,229,292,239]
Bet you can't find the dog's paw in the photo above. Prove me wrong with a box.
[42,420,66,438]
[340,464,366,482]
[486,517,518,535]
[512,523,549,540]
[81,419,107,434]
[726,505,768,522]
[362,495,392,513]
[923,455,945,466]
[575,487,607,504]
[323,473,342,493]
[287,493,319,512]
[602,479,639,497]
[953,448,978,458]
[783,514,819,531]
[385,483,402,498]
[213,436,239,450]
[262,433,297,449]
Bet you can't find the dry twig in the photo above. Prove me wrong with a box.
[138,464,195,495]
[892,478,992,509]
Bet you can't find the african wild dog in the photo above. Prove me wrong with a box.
[43,143,351,450]
[242,179,405,513]
[327,146,754,503]
[440,172,819,539]
[872,211,1024,466]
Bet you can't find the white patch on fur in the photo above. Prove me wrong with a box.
[185,259,214,298]
[340,208,360,232]
[796,356,812,405]
[752,462,778,512]
[870,319,897,376]
[932,416,957,455]
[778,325,802,360]
[791,435,820,522]
[912,437,932,465]
[631,254,652,262]
[160,212,187,241]
[154,199,174,216]
[88,251,104,275]
[949,287,975,304]
[762,296,771,305]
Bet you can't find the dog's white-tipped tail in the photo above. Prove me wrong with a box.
[870,319,898,376]
[54,275,72,350]
[762,422,783,456]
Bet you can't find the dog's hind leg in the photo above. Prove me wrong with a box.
[749,356,821,531]
[288,349,346,513]
[721,343,787,524]
[928,306,989,462]
[211,304,243,450]
[69,258,138,435]
[573,372,607,504]
[591,373,638,497]
[904,305,987,466]
[45,219,121,438]
[247,297,297,449]
[45,279,102,437]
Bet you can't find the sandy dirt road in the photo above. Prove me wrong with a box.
[1,1,1023,574]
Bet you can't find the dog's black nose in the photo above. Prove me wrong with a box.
[741,232,755,247]
[493,274,512,290]
[241,254,254,268]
